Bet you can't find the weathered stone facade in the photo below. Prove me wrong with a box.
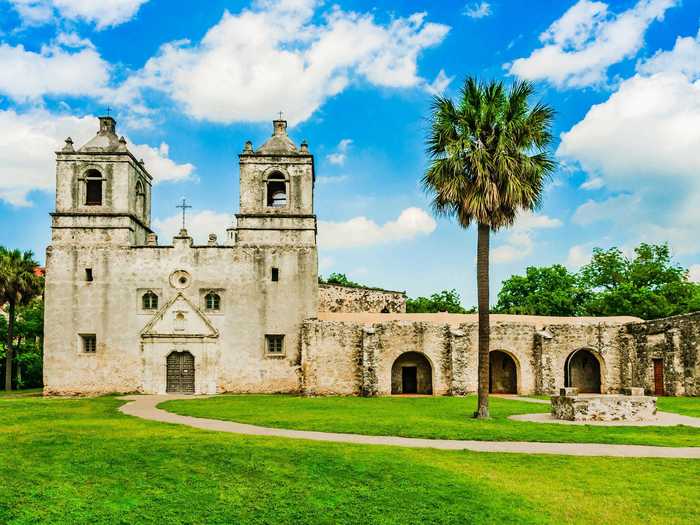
[44,117,318,395]
[299,313,700,397]
[43,117,700,397]
[318,284,406,313]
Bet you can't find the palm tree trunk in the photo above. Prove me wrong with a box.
[4,301,15,391]
[474,223,490,418]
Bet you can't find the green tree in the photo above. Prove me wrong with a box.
[494,265,588,316]
[579,243,699,319]
[13,300,44,389]
[406,289,473,314]
[0,247,42,390]
[319,273,364,288]
[423,77,555,418]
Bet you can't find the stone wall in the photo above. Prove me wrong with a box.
[318,284,406,314]
[300,314,638,396]
[623,313,700,396]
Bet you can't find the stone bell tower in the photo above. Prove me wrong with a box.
[52,116,153,246]
[233,119,316,246]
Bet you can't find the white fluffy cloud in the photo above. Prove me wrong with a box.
[9,0,150,28]
[463,2,491,19]
[508,0,677,88]
[560,26,700,254]
[326,139,352,166]
[689,264,700,283]
[153,210,232,245]
[0,109,194,206]
[491,211,562,264]
[120,0,449,124]
[566,244,593,269]
[318,207,436,249]
[0,40,110,101]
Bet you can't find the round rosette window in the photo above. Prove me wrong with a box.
[170,270,192,289]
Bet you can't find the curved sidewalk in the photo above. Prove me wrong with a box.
[119,395,700,459]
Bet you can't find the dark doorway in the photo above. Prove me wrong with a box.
[565,349,601,393]
[653,359,665,396]
[166,351,195,393]
[391,352,432,394]
[489,351,517,394]
[402,367,418,394]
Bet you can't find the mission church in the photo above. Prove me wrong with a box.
[43,116,700,398]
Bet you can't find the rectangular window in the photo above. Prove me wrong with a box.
[271,268,279,282]
[81,334,97,353]
[266,335,284,355]
[85,268,93,282]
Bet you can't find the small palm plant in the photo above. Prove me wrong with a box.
[423,78,555,418]
[0,247,42,391]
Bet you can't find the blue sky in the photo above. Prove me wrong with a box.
[1,0,700,306]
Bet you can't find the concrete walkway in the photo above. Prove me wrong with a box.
[510,411,700,427]
[118,395,700,459]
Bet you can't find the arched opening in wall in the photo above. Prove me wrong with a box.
[391,352,432,395]
[85,169,103,206]
[166,351,195,393]
[135,180,146,218]
[565,349,602,393]
[266,172,287,208]
[489,350,518,394]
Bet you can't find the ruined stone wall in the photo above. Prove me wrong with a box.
[625,313,700,396]
[300,316,635,396]
[318,284,406,314]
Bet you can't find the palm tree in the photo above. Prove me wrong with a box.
[0,247,42,391]
[423,78,555,418]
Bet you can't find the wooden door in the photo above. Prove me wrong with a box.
[402,367,418,394]
[166,351,195,393]
[653,359,664,396]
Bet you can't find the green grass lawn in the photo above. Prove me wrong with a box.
[657,397,700,417]
[162,395,700,448]
[0,396,698,524]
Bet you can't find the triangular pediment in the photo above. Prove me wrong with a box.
[141,293,218,339]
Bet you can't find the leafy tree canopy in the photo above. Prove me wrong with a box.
[580,244,700,319]
[407,289,474,314]
[495,243,700,320]
[318,273,365,288]
[494,265,588,316]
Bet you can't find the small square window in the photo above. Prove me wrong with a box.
[271,268,279,282]
[142,291,158,310]
[81,334,97,353]
[85,268,93,282]
[266,334,284,355]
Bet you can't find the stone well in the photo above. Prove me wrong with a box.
[551,387,657,422]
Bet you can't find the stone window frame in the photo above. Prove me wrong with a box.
[264,334,285,357]
[137,288,162,313]
[200,288,225,315]
[78,167,108,209]
[263,169,290,210]
[78,333,97,354]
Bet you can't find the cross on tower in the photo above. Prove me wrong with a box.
[176,197,192,230]
[278,111,283,120]
[106,106,111,116]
